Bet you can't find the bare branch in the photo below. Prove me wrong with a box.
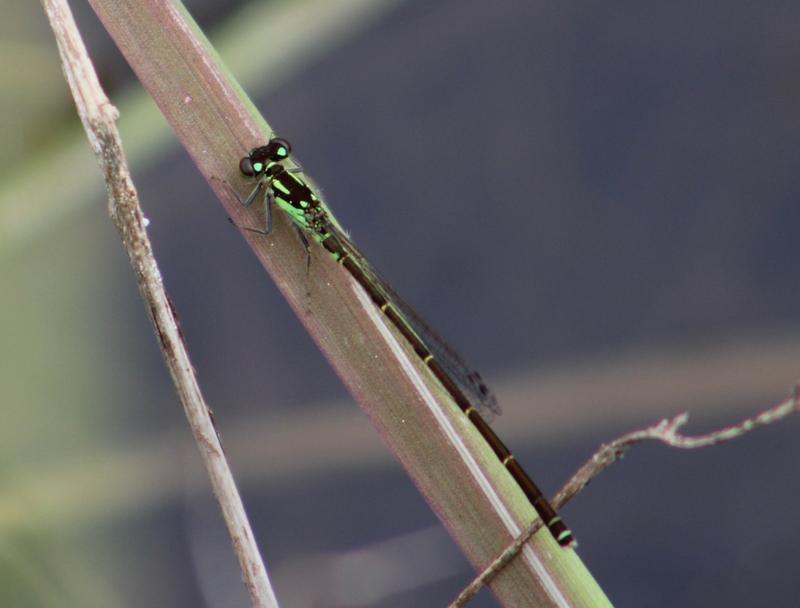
[39,1,278,606]
[451,386,800,607]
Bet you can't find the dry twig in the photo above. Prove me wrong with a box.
[40,1,278,606]
[451,386,800,607]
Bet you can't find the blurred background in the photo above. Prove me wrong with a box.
[2,0,799,605]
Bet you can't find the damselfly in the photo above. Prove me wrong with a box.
[239,137,575,548]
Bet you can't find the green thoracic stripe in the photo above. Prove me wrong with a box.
[272,178,290,195]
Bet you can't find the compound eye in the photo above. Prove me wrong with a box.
[268,137,291,160]
[239,156,258,177]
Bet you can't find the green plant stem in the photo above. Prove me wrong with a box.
[87,1,610,605]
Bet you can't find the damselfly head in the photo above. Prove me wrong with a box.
[240,137,292,178]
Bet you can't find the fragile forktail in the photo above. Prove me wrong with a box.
[238,137,575,548]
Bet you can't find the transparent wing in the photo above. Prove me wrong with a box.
[324,222,501,419]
